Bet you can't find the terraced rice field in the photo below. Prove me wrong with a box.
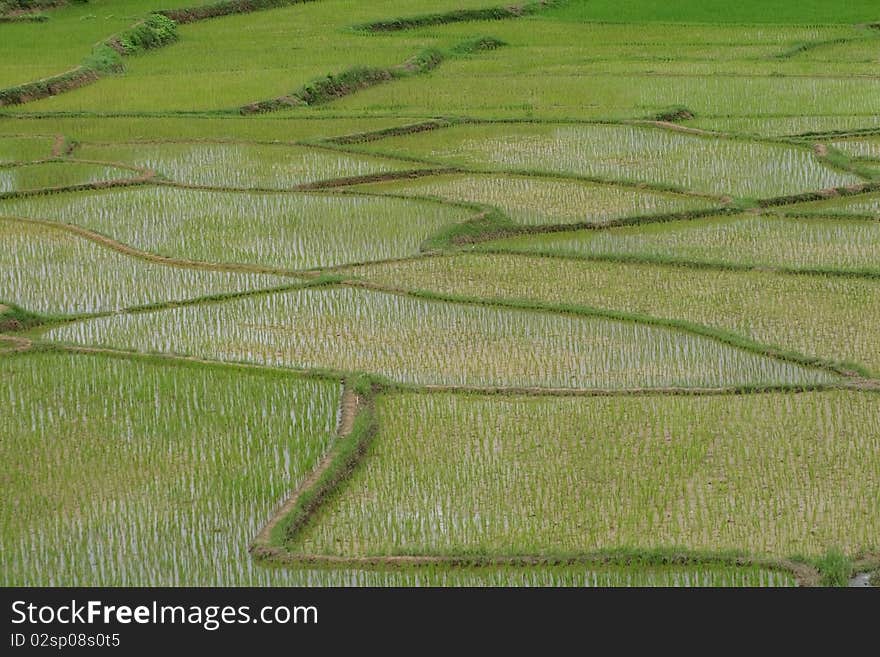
[480,214,880,274]
[0,161,139,193]
[40,286,834,389]
[0,219,290,314]
[75,142,415,189]
[293,391,880,558]
[355,173,715,226]
[347,254,880,376]
[2,0,879,588]
[358,123,860,198]
[0,187,473,270]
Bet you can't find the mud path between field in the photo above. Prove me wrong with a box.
[0,334,32,353]
[251,387,361,549]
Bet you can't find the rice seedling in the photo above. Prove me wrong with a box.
[785,192,880,217]
[0,219,289,314]
[0,161,135,193]
[482,214,880,274]
[0,350,342,585]
[0,135,54,163]
[347,254,880,375]
[75,142,413,189]
[0,116,426,144]
[354,172,713,226]
[261,564,793,587]
[360,123,858,198]
[293,390,880,559]
[0,187,472,270]
[686,116,880,138]
[42,286,835,389]
[828,138,880,160]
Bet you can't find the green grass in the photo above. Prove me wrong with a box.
[353,172,714,226]
[482,214,880,275]
[39,285,835,389]
[347,253,880,376]
[545,1,880,24]
[0,186,474,269]
[0,218,290,314]
[75,141,415,188]
[357,123,859,198]
[0,161,137,192]
[0,350,342,585]
[292,390,880,559]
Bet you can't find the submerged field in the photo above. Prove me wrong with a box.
[1,0,878,587]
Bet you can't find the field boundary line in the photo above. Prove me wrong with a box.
[252,549,818,586]
[251,385,362,549]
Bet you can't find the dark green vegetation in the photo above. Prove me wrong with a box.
[1,0,878,587]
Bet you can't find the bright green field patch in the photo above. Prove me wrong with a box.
[75,142,414,189]
[354,172,714,226]
[686,116,880,138]
[0,219,289,314]
[544,0,880,23]
[0,351,342,586]
[0,161,135,193]
[0,0,175,88]
[0,135,54,162]
[348,254,880,375]
[483,214,880,274]
[0,116,427,144]
[829,137,880,160]
[15,0,500,112]
[294,390,880,559]
[41,286,833,389]
[361,123,857,198]
[0,187,472,269]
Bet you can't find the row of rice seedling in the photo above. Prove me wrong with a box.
[685,116,880,139]
[0,116,422,145]
[75,142,413,189]
[0,350,342,585]
[0,135,53,163]
[0,161,136,193]
[362,123,858,198]
[294,390,880,559]
[346,254,880,375]
[0,187,472,270]
[482,214,880,274]
[41,286,835,389]
[829,137,880,160]
[270,564,793,587]
[0,219,290,314]
[355,172,713,226]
